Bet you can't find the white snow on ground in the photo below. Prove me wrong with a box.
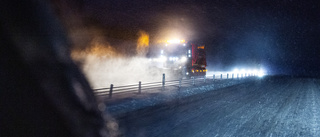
[104,77,257,116]
[110,76,320,137]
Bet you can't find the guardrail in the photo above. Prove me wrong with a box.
[94,73,256,98]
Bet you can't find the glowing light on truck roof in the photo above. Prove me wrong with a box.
[166,39,185,44]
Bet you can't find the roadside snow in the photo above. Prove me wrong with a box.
[105,78,257,115]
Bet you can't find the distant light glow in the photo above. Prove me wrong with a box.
[253,69,258,74]
[230,67,267,77]
[167,39,180,44]
[169,57,179,61]
[181,56,187,62]
[258,69,266,77]
[233,68,239,73]
[241,69,246,74]
[160,55,167,62]
[166,39,185,44]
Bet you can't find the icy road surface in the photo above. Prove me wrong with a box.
[111,76,320,137]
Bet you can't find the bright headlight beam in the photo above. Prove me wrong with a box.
[241,69,246,74]
[181,56,187,62]
[166,39,185,44]
[160,55,167,62]
[167,39,180,44]
[258,69,266,77]
[233,68,239,73]
[230,67,267,77]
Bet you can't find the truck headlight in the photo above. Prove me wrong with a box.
[181,56,187,62]
[160,56,167,62]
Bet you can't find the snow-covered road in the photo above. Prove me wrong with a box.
[111,76,320,136]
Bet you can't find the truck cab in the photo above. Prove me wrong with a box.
[148,40,207,78]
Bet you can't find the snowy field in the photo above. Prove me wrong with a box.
[104,76,320,136]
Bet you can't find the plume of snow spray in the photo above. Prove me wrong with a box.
[71,30,166,88]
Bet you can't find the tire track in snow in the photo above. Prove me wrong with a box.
[232,79,297,136]
[163,82,265,137]
[264,79,304,136]
[196,80,278,136]
[229,78,295,137]
[200,78,293,137]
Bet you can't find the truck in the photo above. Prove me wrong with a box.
[147,39,207,78]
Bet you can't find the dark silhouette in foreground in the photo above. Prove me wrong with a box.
[0,0,107,136]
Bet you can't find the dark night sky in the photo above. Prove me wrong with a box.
[65,0,320,76]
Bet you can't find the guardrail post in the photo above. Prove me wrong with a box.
[213,74,215,82]
[221,74,223,79]
[179,79,182,91]
[232,73,234,79]
[138,81,141,94]
[204,75,206,83]
[237,74,239,79]
[227,74,229,79]
[162,73,165,91]
[192,77,195,86]
[109,84,113,98]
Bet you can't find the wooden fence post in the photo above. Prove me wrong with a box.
[192,77,195,86]
[109,84,113,98]
[162,73,165,91]
[138,81,141,94]
[213,74,215,82]
[179,79,182,91]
